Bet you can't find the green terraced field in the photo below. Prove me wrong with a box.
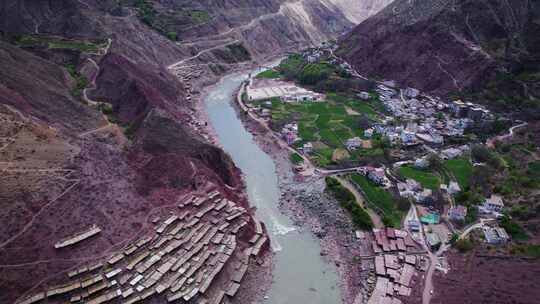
[263,92,383,166]
[350,174,403,227]
[398,166,441,190]
[15,35,103,52]
[444,158,473,189]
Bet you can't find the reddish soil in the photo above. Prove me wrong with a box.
[431,249,540,304]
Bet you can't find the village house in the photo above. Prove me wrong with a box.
[479,194,504,213]
[415,189,433,204]
[281,123,299,145]
[404,87,420,98]
[483,226,510,244]
[303,142,313,154]
[367,167,387,186]
[450,100,468,117]
[414,157,430,169]
[441,147,462,160]
[284,132,296,145]
[397,183,414,199]
[346,137,362,150]
[282,92,324,103]
[426,232,441,250]
[448,205,467,221]
[361,139,373,149]
[358,91,370,100]
[482,194,505,213]
[467,107,485,121]
[447,181,461,195]
[400,130,417,145]
[420,213,440,225]
[364,128,374,138]
[260,108,271,118]
[386,132,400,144]
[246,78,323,102]
[398,179,422,199]
[406,179,422,191]
[416,132,444,145]
[408,220,421,232]
[440,183,448,192]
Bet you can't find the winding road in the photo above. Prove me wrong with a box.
[487,121,528,147]
[420,216,494,304]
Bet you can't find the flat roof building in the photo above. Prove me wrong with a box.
[426,232,441,250]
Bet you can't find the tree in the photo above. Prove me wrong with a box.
[427,153,443,170]
[471,144,491,163]
[166,31,177,41]
[358,114,371,130]
[298,63,332,85]
[396,197,411,211]
[449,233,459,244]
[455,238,474,252]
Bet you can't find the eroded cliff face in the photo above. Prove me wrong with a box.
[337,0,540,115]
[117,0,392,59]
[321,0,391,24]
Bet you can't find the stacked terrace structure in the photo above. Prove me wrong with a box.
[18,189,267,304]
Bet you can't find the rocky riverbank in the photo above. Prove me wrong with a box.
[191,68,278,304]
[226,84,375,304]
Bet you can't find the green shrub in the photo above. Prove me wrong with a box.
[65,64,89,98]
[256,69,281,79]
[290,153,303,164]
[166,31,177,41]
[449,233,459,244]
[325,177,373,230]
[188,10,210,23]
[500,216,529,240]
[298,63,333,85]
[465,205,478,224]
[511,244,540,258]
[98,103,113,115]
[135,0,156,26]
[350,174,402,227]
[278,54,306,80]
[455,238,474,252]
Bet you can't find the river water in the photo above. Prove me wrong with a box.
[204,71,341,304]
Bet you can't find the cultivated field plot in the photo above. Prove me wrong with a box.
[349,174,405,228]
[443,158,473,188]
[258,93,385,166]
[13,35,107,53]
[398,166,442,190]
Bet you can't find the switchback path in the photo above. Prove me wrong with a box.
[168,40,241,70]
[167,0,305,70]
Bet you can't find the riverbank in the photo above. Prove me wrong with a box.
[197,62,347,304]
[190,62,281,304]
[227,81,375,304]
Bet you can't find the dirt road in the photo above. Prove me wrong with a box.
[334,176,384,228]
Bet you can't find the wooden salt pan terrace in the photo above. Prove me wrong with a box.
[54,225,102,249]
[18,190,266,304]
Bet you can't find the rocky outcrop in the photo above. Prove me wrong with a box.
[338,0,540,113]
